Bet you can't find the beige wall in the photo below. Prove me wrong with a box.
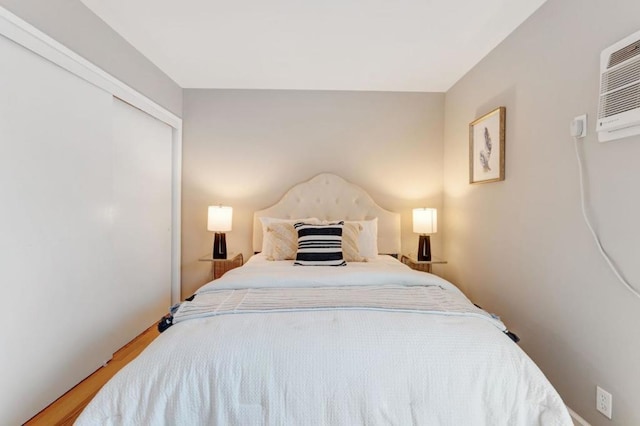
[443,0,640,425]
[182,89,445,297]
[0,0,182,116]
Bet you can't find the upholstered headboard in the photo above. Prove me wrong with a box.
[253,173,401,254]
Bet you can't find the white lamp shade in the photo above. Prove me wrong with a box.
[208,206,233,232]
[413,208,437,234]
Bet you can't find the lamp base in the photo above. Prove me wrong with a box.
[417,235,431,261]
[213,233,227,259]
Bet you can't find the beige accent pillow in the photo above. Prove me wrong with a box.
[342,222,365,262]
[260,217,319,257]
[264,222,298,260]
[319,220,366,262]
[344,218,378,259]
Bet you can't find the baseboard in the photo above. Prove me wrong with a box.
[567,406,591,426]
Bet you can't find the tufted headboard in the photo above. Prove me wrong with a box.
[253,173,401,255]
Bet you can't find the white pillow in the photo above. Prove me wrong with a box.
[345,218,378,259]
[259,217,319,254]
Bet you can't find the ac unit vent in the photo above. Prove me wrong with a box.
[598,81,640,119]
[601,56,640,93]
[598,29,640,142]
[608,40,640,68]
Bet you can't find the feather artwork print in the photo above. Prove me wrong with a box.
[470,107,504,183]
[479,126,492,172]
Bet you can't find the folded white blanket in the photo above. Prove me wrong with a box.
[174,285,507,332]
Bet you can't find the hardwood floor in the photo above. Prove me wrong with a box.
[25,325,160,426]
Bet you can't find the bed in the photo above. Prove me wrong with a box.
[76,174,572,425]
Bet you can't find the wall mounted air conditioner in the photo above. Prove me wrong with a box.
[597,29,640,142]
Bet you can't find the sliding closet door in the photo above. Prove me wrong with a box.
[0,34,116,424]
[111,98,172,350]
[0,35,173,425]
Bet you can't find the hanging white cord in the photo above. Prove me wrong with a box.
[573,137,640,299]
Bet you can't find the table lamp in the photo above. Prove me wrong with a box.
[208,205,232,259]
[413,208,437,261]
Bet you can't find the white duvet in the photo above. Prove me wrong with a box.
[76,255,572,425]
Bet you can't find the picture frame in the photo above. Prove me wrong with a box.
[469,107,506,184]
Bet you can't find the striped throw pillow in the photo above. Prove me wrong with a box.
[293,222,346,266]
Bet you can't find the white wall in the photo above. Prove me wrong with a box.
[0,0,182,116]
[181,89,445,297]
[442,0,640,424]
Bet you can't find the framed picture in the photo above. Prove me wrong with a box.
[469,107,506,184]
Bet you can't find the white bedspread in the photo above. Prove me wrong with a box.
[197,254,459,293]
[76,255,572,425]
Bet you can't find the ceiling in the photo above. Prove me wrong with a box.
[80,0,547,92]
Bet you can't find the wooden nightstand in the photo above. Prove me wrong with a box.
[198,253,243,280]
[401,254,447,274]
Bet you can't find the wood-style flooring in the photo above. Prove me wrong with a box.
[25,325,159,425]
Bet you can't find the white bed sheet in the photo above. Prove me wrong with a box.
[76,255,572,426]
[199,254,461,293]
